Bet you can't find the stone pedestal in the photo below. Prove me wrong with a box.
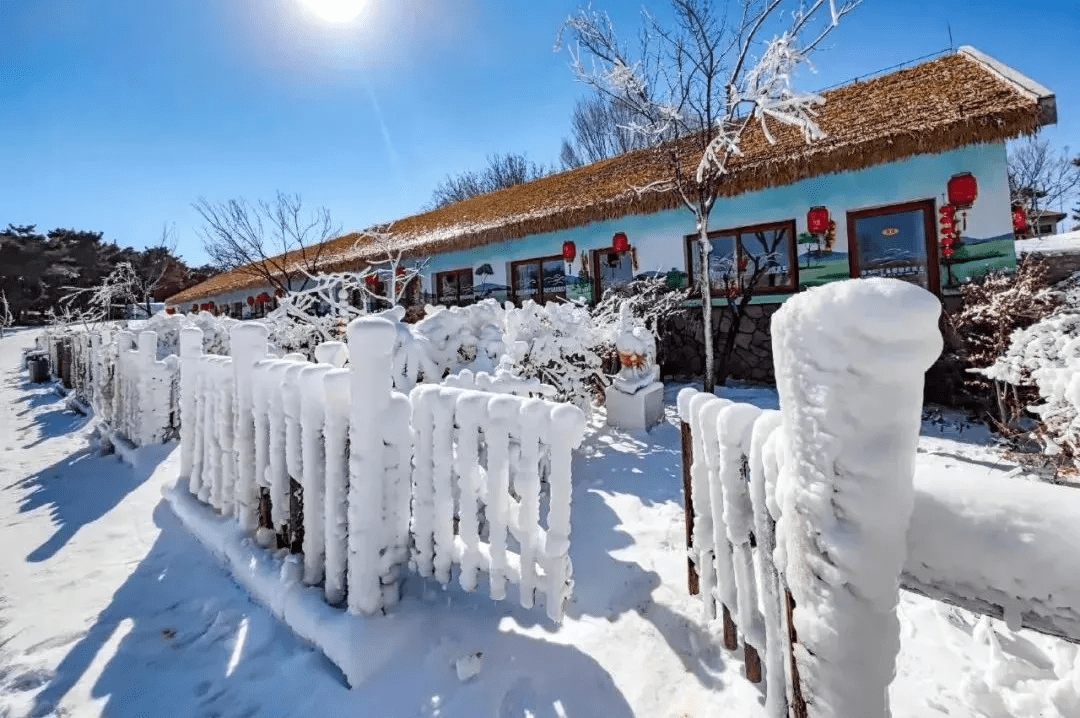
[605,381,664,430]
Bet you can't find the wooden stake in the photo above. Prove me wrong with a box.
[723,604,739,651]
[288,477,304,554]
[786,589,809,718]
[744,643,762,683]
[680,422,700,595]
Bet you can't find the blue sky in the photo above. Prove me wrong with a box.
[2,0,1077,265]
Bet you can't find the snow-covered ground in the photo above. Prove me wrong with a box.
[1,328,1077,717]
[1015,229,1080,255]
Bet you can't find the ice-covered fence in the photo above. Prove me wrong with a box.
[178,316,588,624]
[41,326,179,447]
[679,279,942,718]
[410,383,586,622]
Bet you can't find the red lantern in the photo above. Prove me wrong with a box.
[807,206,830,234]
[256,292,270,304]
[200,303,210,311]
[939,204,956,217]
[942,246,955,260]
[365,274,379,288]
[166,308,175,315]
[246,296,255,306]
[612,231,630,254]
[396,266,405,276]
[562,240,577,262]
[191,304,198,313]
[1013,207,1029,232]
[941,236,955,248]
[947,173,978,208]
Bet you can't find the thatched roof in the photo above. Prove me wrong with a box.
[168,48,1054,305]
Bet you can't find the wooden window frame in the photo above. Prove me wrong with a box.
[435,268,475,306]
[684,219,799,298]
[510,255,568,305]
[846,199,940,296]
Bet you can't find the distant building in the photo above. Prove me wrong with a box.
[1018,209,1068,237]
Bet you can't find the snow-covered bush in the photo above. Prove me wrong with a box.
[140,310,237,358]
[941,256,1059,423]
[383,298,605,412]
[590,277,690,372]
[979,297,1080,462]
[498,300,603,413]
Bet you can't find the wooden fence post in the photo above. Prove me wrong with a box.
[680,421,699,596]
[771,280,941,717]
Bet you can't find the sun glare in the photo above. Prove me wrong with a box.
[299,0,366,23]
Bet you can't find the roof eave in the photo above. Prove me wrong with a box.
[958,46,1057,126]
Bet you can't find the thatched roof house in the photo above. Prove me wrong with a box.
[168,46,1054,308]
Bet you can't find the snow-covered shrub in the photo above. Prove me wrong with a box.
[941,256,1059,423]
[590,278,690,371]
[979,299,1080,462]
[498,300,603,413]
[140,311,237,358]
[379,299,604,411]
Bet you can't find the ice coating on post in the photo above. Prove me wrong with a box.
[313,340,347,368]
[231,323,267,531]
[716,403,764,650]
[178,327,203,484]
[545,402,586,621]
[698,395,735,618]
[687,391,721,619]
[748,410,787,718]
[266,360,297,529]
[430,389,456,586]
[771,278,942,718]
[346,316,396,615]
[515,399,549,610]
[409,384,438,579]
[299,363,333,586]
[485,395,517,602]
[454,391,487,593]
[322,368,350,606]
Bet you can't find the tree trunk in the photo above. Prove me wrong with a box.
[697,219,715,393]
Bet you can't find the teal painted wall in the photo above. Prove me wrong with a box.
[422,142,1015,304]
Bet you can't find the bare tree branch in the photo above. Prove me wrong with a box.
[194,192,340,294]
[559,0,858,390]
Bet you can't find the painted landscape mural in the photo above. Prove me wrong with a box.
[418,141,1016,305]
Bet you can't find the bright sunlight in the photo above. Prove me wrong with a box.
[298,0,366,23]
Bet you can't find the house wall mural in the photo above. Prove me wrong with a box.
[420,141,1015,305]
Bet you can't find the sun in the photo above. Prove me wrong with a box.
[298,0,366,23]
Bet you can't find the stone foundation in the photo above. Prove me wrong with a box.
[658,303,780,385]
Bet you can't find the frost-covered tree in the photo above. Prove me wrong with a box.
[195,192,339,296]
[558,0,858,390]
[47,262,143,329]
[1008,136,1080,236]
[0,289,13,338]
[265,226,428,354]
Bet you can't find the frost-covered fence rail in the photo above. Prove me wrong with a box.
[41,327,179,447]
[679,279,943,718]
[410,383,586,622]
[177,316,587,628]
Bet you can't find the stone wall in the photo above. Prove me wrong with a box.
[1017,249,1080,285]
[658,303,780,385]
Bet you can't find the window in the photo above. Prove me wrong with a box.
[686,220,798,297]
[592,249,634,300]
[847,200,939,294]
[435,269,475,306]
[510,255,567,305]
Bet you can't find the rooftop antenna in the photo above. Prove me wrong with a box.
[947,23,954,51]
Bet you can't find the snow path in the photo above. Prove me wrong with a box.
[1,328,1076,717]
